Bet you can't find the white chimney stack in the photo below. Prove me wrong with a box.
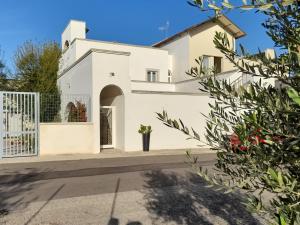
[61,20,86,50]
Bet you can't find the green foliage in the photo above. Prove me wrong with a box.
[14,41,61,93]
[14,41,62,122]
[138,125,152,134]
[188,56,218,76]
[157,110,203,144]
[40,93,61,122]
[0,49,9,91]
[158,1,300,224]
[288,88,300,106]
[0,59,8,90]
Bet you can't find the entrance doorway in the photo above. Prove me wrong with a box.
[100,85,124,150]
[100,106,115,149]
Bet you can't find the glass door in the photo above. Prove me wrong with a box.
[100,106,115,149]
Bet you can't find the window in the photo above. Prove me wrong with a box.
[202,55,222,74]
[202,56,210,70]
[214,57,222,74]
[147,70,159,82]
[168,70,172,83]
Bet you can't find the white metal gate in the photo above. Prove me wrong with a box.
[0,92,39,158]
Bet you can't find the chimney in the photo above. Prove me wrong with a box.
[61,20,86,50]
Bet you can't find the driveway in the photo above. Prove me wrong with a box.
[0,153,264,225]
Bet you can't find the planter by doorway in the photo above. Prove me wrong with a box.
[142,133,151,152]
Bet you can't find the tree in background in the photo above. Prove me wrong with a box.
[0,49,9,91]
[158,0,299,224]
[15,41,62,122]
[14,41,61,93]
[0,60,8,91]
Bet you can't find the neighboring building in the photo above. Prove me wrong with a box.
[55,15,251,153]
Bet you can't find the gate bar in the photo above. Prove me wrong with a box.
[0,93,3,159]
[36,93,40,156]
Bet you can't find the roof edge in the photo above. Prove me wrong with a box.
[58,48,131,78]
[73,38,168,51]
[153,15,246,48]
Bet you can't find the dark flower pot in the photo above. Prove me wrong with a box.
[142,133,150,152]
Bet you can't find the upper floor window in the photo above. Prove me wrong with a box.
[202,56,210,70]
[168,70,172,83]
[214,56,222,74]
[147,70,159,82]
[202,55,222,74]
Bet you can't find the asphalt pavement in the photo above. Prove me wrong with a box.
[0,153,265,225]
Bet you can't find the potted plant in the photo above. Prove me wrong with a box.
[138,125,152,152]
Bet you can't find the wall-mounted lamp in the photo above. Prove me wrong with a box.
[110,72,115,77]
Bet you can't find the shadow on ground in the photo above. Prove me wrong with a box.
[107,178,143,225]
[143,170,262,225]
[0,168,67,224]
[0,168,42,217]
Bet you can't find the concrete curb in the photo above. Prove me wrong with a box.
[0,149,215,165]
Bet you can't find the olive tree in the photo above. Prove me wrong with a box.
[157,0,300,224]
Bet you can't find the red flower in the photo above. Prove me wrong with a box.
[229,127,283,153]
[239,146,248,151]
[260,139,267,144]
[230,134,241,145]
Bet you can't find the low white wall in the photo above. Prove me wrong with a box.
[175,78,203,93]
[40,123,95,155]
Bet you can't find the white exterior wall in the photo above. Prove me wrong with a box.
[47,20,270,155]
[57,54,93,122]
[253,76,276,87]
[189,23,236,72]
[159,35,190,83]
[112,96,125,150]
[59,43,76,73]
[175,79,203,93]
[58,54,93,96]
[74,39,170,83]
[155,22,237,83]
[124,92,211,151]
[131,81,175,92]
[59,48,215,152]
[175,70,243,93]
[91,51,131,152]
[55,46,244,153]
[61,20,86,50]
[40,123,94,155]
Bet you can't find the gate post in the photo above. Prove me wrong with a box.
[0,92,3,159]
[35,92,40,156]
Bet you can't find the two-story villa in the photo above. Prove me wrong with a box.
[57,15,247,153]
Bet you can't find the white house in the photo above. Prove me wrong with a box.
[50,15,250,154]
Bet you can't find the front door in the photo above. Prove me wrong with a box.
[100,106,115,149]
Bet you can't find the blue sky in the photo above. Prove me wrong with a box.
[0,0,275,72]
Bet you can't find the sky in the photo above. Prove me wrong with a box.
[0,0,275,73]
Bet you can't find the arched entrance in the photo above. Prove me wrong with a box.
[100,85,124,150]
